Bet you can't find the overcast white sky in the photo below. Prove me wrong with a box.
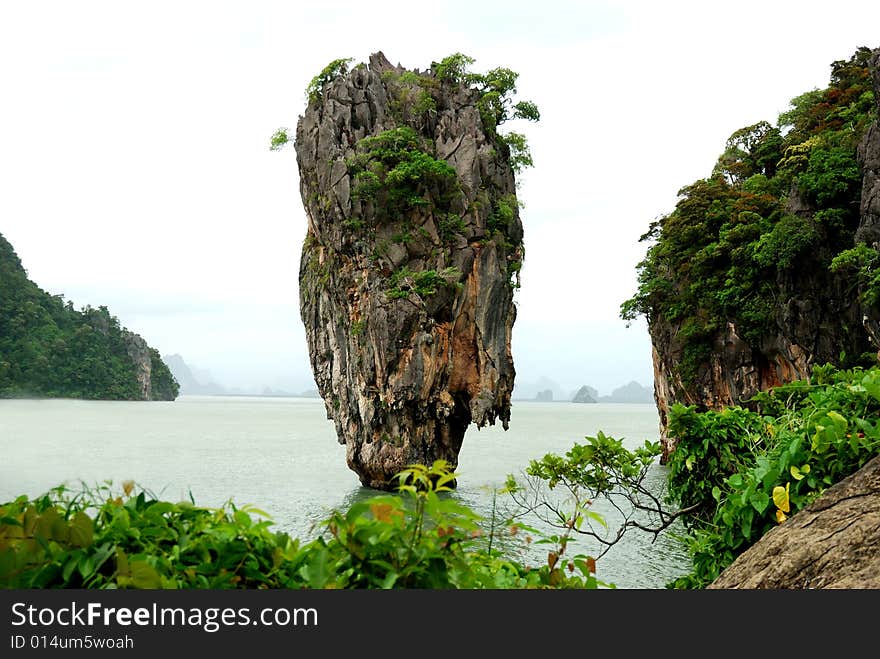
[1,1,878,396]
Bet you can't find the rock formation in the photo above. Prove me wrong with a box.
[571,385,597,404]
[708,453,880,588]
[294,53,526,489]
[642,47,880,461]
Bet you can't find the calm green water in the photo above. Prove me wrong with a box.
[0,395,691,588]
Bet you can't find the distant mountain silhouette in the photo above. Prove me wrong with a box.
[598,381,653,403]
[162,354,229,395]
[513,376,567,401]
[568,381,654,403]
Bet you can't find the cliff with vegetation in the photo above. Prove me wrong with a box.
[278,52,537,488]
[0,233,178,401]
[622,46,880,459]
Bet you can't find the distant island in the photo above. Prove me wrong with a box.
[566,381,654,404]
[513,377,653,403]
[0,233,177,401]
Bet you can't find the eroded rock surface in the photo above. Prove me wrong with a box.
[294,53,523,489]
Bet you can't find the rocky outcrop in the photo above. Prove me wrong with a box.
[294,53,524,489]
[572,385,597,404]
[650,47,880,461]
[708,453,880,588]
[123,331,153,400]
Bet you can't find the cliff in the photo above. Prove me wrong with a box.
[289,52,534,489]
[623,46,880,460]
[0,233,178,401]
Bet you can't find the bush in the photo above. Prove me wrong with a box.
[665,364,880,588]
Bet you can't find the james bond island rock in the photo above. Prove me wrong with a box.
[0,232,178,401]
[284,52,537,489]
[622,46,880,461]
[708,453,880,589]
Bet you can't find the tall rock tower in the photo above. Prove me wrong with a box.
[291,52,533,489]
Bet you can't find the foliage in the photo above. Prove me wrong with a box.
[506,432,691,561]
[712,121,784,184]
[665,364,880,588]
[0,234,178,401]
[381,69,438,123]
[1,462,602,590]
[753,213,821,269]
[347,126,459,219]
[830,243,880,306]
[432,52,540,171]
[386,266,462,300]
[621,47,876,387]
[434,53,477,83]
[498,132,534,174]
[268,127,290,151]
[306,57,354,102]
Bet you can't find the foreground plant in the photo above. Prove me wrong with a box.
[0,462,602,589]
[665,364,880,587]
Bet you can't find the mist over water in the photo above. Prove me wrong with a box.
[0,396,691,588]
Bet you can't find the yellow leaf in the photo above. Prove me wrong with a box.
[772,483,790,513]
[122,481,135,497]
[776,509,787,523]
[790,466,804,481]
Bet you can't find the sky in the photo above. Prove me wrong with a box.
[1,1,879,397]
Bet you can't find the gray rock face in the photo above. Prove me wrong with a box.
[123,331,153,400]
[856,48,880,351]
[294,53,523,489]
[708,454,880,589]
[855,49,880,247]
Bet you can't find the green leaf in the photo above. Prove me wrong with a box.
[740,513,752,539]
[77,554,95,580]
[301,548,330,589]
[749,491,770,514]
[69,512,93,548]
[826,410,848,428]
[147,502,176,516]
[62,555,79,582]
[583,510,607,529]
[130,561,162,589]
[233,510,252,529]
[860,374,880,402]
